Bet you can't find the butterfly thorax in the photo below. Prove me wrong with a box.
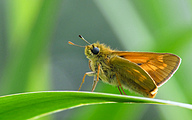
[84,42,119,85]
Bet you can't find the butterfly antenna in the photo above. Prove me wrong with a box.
[79,35,91,45]
[68,41,85,47]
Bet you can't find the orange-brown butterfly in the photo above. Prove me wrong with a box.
[68,35,181,98]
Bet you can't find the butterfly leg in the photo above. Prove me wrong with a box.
[116,73,127,95]
[78,71,96,91]
[91,64,100,92]
[117,86,123,95]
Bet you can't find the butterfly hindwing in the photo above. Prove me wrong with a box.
[110,56,157,98]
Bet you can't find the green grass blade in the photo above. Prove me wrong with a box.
[0,91,191,120]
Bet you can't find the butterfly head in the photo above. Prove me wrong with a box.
[68,35,113,60]
[84,43,100,59]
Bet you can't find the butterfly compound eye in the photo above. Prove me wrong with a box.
[91,47,99,55]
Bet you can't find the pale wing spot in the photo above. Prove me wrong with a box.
[139,74,147,81]
[163,63,167,67]
[132,69,140,73]
[132,69,147,81]
[147,63,158,70]
[157,55,164,63]
[158,63,167,69]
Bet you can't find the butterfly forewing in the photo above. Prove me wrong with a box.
[113,52,181,87]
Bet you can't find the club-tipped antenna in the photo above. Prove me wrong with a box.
[68,41,85,47]
[79,35,91,45]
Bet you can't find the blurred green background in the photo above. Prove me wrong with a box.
[0,0,192,120]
